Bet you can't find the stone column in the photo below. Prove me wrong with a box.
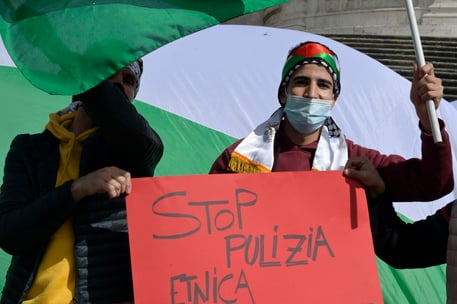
[263,0,308,31]
[427,0,457,13]
[421,0,457,36]
[263,0,413,35]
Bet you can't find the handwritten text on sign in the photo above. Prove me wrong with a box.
[126,171,382,303]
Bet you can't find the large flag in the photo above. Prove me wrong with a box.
[2,25,457,303]
[0,0,287,95]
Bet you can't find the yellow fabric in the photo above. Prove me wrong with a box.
[228,151,271,173]
[24,112,96,304]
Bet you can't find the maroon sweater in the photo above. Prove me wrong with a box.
[209,120,453,203]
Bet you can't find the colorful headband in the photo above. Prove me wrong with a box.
[127,58,143,98]
[279,41,341,97]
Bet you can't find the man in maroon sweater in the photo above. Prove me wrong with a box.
[209,41,453,205]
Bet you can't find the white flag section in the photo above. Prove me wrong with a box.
[1,24,456,302]
[137,24,457,221]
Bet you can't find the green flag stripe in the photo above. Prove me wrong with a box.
[0,1,287,95]
[0,1,284,23]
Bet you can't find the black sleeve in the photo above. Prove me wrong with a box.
[369,193,451,268]
[78,80,163,177]
[0,135,77,255]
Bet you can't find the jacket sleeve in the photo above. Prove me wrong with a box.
[369,193,451,268]
[0,135,77,255]
[78,80,164,177]
[209,148,233,173]
[349,119,453,202]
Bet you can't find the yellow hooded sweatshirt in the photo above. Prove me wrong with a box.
[24,112,96,303]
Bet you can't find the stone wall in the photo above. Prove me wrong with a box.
[226,0,457,37]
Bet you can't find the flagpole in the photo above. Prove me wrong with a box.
[404,0,442,143]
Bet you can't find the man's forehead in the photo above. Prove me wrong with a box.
[112,67,134,76]
[120,66,135,75]
[290,64,333,81]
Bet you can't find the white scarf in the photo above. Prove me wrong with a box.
[228,108,348,173]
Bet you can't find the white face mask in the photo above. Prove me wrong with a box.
[284,95,332,134]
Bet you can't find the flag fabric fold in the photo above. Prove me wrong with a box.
[0,0,287,95]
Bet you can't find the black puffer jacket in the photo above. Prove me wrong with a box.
[0,80,164,303]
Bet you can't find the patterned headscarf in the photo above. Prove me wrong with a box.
[278,41,341,100]
[127,58,143,98]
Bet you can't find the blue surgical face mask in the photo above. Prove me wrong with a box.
[284,95,332,134]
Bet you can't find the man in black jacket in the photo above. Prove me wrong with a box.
[369,190,450,269]
[344,155,450,269]
[0,59,164,303]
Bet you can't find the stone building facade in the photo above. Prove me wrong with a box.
[228,0,457,37]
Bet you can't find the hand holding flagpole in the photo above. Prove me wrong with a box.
[404,0,442,143]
